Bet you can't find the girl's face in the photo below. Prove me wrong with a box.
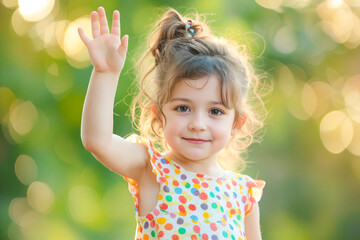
[161,74,239,164]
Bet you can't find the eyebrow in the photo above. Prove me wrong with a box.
[170,97,224,105]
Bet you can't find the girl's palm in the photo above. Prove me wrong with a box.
[78,7,128,74]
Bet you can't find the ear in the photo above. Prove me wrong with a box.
[231,114,247,135]
[151,105,158,116]
[152,105,163,128]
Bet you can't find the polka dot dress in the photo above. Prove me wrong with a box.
[124,135,265,240]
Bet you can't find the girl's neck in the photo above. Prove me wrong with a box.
[164,151,227,178]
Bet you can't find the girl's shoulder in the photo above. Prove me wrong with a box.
[231,171,265,199]
[229,171,265,216]
[126,134,162,160]
[125,134,173,183]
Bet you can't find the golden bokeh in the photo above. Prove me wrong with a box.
[27,181,55,213]
[9,100,38,136]
[18,0,55,22]
[320,111,353,154]
[14,154,37,185]
[62,17,92,68]
[272,25,297,54]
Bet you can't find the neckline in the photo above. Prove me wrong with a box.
[162,155,229,181]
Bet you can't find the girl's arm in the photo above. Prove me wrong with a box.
[78,7,149,181]
[244,202,262,240]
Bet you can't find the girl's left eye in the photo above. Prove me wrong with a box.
[210,109,223,116]
[175,105,190,112]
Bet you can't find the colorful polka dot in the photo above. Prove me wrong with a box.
[157,217,166,224]
[159,203,168,211]
[189,204,197,211]
[210,222,217,231]
[179,195,187,204]
[200,203,208,210]
[166,195,173,202]
[190,215,198,222]
[199,192,208,200]
[201,182,209,188]
[177,218,184,225]
[178,228,186,234]
[174,187,183,194]
[165,223,173,230]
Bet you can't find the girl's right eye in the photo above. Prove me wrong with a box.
[175,105,190,112]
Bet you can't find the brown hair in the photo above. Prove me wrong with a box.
[131,8,267,171]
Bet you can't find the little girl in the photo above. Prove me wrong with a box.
[79,6,265,240]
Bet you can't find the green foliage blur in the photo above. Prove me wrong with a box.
[1,0,360,239]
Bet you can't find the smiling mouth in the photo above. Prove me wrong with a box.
[182,138,211,144]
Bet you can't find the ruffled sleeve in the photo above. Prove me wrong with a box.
[244,176,265,216]
[123,134,167,216]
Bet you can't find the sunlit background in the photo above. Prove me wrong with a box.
[1,0,360,239]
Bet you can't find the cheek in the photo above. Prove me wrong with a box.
[212,119,235,139]
[163,116,184,136]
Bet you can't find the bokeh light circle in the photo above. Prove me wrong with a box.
[320,111,353,154]
[63,17,91,68]
[9,100,38,136]
[18,0,55,22]
[15,154,37,185]
[27,181,55,213]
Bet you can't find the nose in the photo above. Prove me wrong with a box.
[188,112,206,132]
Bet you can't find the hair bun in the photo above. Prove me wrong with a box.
[157,10,187,39]
[149,9,203,63]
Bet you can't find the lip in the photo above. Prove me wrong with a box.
[182,137,211,144]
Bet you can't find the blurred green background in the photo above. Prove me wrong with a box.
[1,0,360,239]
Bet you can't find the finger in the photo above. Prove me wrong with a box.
[111,10,120,36]
[91,11,100,38]
[98,6,109,35]
[78,27,91,46]
[118,35,129,59]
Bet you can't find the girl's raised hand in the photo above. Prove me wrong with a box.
[78,7,128,75]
